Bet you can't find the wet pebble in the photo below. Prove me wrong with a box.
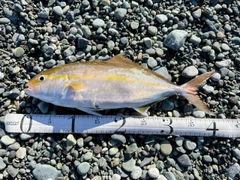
[181,66,198,78]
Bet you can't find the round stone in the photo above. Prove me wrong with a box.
[93,18,105,28]
[160,140,172,156]
[148,167,160,178]
[130,166,142,179]
[156,14,168,23]
[1,135,16,146]
[148,26,158,35]
[13,47,25,58]
[182,66,198,78]
[77,162,90,175]
[53,6,63,16]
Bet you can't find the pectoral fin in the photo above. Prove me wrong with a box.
[67,82,85,92]
[134,105,151,116]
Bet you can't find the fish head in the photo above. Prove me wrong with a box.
[25,67,66,102]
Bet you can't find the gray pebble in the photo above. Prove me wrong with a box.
[33,164,61,180]
[203,155,212,163]
[202,45,212,53]
[122,158,136,172]
[38,8,49,18]
[148,26,158,35]
[192,109,206,118]
[156,14,168,23]
[0,157,6,170]
[226,163,240,180]
[175,137,185,147]
[20,133,34,141]
[211,73,221,81]
[13,47,25,58]
[164,30,188,51]
[145,48,155,55]
[44,59,56,68]
[53,6,63,16]
[16,147,26,159]
[182,66,198,78]
[66,134,76,152]
[143,37,152,48]
[155,67,172,81]
[140,157,153,167]
[109,147,119,156]
[177,154,192,167]
[77,37,89,49]
[1,135,16,146]
[77,162,90,175]
[184,139,197,151]
[7,165,19,178]
[231,37,240,45]
[112,174,121,180]
[0,18,10,24]
[189,35,201,45]
[81,25,91,38]
[164,172,176,180]
[147,57,157,68]
[130,166,142,179]
[130,21,139,29]
[233,148,240,160]
[114,8,127,20]
[202,84,214,94]
[28,38,39,45]
[111,134,126,144]
[93,18,105,28]
[160,140,172,156]
[13,3,23,12]
[148,167,159,178]
[192,9,201,19]
[221,43,230,51]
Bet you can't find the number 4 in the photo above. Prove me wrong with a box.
[206,121,219,136]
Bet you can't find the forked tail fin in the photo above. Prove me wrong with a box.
[180,72,216,116]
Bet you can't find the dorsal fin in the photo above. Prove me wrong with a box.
[108,54,136,66]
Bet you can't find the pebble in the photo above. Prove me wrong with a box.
[109,147,119,156]
[0,157,6,170]
[66,134,76,152]
[160,140,172,156]
[164,172,176,180]
[114,8,127,20]
[164,30,188,51]
[148,26,158,35]
[232,148,240,160]
[177,154,192,167]
[7,165,19,178]
[33,164,61,180]
[93,18,105,28]
[111,134,126,144]
[130,21,139,29]
[19,133,34,141]
[189,35,201,45]
[192,9,202,19]
[155,67,172,81]
[203,155,212,163]
[148,167,160,178]
[77,162,90,175]
[16,147,26,159]
[156,14,168,23]
[181,66,198,78]
[130,166,142,179]
[162,99,174,111]
[122,158,136,172]
[13,47,25,58]
[184,139,197,150]
[53,6,63,16]
[226,163,240,179]
[143,37,152,48]
[1,135,16,146]
[0,18,10,24]
[37,101,49,113]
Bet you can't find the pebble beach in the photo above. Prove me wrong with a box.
[0,0,240,179]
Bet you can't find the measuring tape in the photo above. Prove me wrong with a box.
[4,114,240,137]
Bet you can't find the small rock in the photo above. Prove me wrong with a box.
[122,158,136,172]
[130,166,142,179]
[93,18,105,28]
[143,37,152,48]
[7,165,19,178]
[33,164,61,180]
[37,101,49,114]
[184,139,197,150]
[38,8,49,18]
[20,133,34,141]
[156,14,168,23]
[109,147,119,156]
[160,140,172,156]
[16,147,26,159]
[77,37,89,49]
[192,9,201,18]
[189,35,201,45]
[233,148,240,160]
[0,17,11,24]
[1,135,16,146]
[111,134,126,144]
[182,66,198,78]
[0,157,6,170]
[203,155,212,163]
[148,167,159,178]
[226,163,240,180]
[155,67,172,81]
[66,134,76,152]
[148,26,158,35]
[77,162,90,175]
[114,8,127,20]
[177,154,192,167]
[13,47,25,58]
[147,57,157,68]
[164,172,176,180]
[164,30,188,51]
[53,6,63,16]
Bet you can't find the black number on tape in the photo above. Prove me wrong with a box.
[206,121,219,136]
[20,115,32,133]
[162,118,173,134]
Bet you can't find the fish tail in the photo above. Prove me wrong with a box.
[180,71,216,116]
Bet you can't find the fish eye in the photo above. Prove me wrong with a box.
[39,75,46,81]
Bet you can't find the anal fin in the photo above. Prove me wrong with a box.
[134,105,151,116]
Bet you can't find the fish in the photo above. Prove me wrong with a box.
[25,55,216,116]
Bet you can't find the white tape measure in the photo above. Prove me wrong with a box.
[4,114,240,137]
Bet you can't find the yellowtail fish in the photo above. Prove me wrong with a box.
[25,55,216,116]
